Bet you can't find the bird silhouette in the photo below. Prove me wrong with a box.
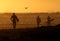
[25,7,28,9]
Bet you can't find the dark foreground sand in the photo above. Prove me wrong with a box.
[0,24,60,41]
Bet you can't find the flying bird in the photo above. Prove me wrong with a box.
[25,7,28,9]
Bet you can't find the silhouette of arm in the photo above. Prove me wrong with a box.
[15,16,19,22]
[10,16,13,21]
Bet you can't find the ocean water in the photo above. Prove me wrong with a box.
[0,24,38,29]
[0,13,60,29]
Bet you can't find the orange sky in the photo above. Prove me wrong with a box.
[0,0,60,13]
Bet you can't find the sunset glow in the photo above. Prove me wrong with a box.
[0,0,60,13]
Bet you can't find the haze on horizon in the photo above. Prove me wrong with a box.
[0,0,60,29]
[0,0,60,13]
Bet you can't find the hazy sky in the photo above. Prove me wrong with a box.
[0,0,60,13]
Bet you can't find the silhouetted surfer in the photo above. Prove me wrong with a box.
[47,16,54,26]
[10,13,19,29]
[37,16,41,27]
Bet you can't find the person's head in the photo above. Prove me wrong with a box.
[48,16,50,17]
[37,16,39,17]
[48,16,51,19]
[13,13,15,15]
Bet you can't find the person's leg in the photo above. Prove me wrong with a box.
[13,22,16,30]
[47,21,50,26]
[14,23,16,29]
[37,22,39,27]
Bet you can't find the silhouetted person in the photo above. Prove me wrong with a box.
[47,16,54,26]
[10,13,19,30]
[37,16,41,27]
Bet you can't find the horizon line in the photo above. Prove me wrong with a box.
[0,12,60,14]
